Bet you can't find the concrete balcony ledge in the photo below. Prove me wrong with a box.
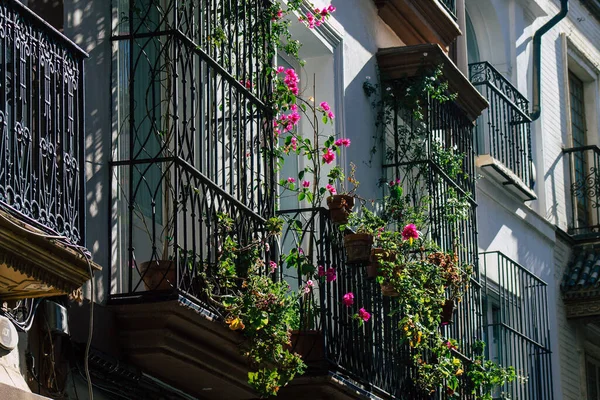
[476,154,537,202]
[373,0,461,49]
[0,209,101,300]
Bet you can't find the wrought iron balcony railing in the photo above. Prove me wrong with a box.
[469,62,534,194]
[281,208,482,399]
[438,0,457,19]
[0,0,87,243]
[563,145,600,237]
[480,252,553,400]
[110,0,275,303]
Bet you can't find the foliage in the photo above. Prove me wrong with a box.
[466,341,517,400]
[226,274,306,397]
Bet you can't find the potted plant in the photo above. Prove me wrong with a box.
[342,206,384,264]
[326,162,360,224]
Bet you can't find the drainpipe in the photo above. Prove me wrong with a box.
[530,0,569,121]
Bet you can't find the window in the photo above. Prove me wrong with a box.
[587,356,600,399]
[569,72,590,228]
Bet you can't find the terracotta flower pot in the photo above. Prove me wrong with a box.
[288,330,327,371]
[327,195,355,224]
[139,260,176,291]
[343,233,373,264]
[441,299,455,325]
[368,248,397,279]
[380,282,400,297]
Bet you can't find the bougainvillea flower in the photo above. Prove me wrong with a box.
[318,265,325,277]
[402,223,419,244]
[302,180,311,188]
[322,148,335,164]
[326,267,337,282]
[342,292,354,306]
[358,308,371,322]
[334,138,351,147]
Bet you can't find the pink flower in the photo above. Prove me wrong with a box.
[264,242,270,252]
[328,5,336,12]
[302,180,310,188]
[327,111,335,119]
[402,224,419,241]
[269,261,278,273]
[245,80,252,89]
[288,111,301,125]
[334,138,351,147]
[389,180,395,186]
[322,148,335,164]
[290,104,298,111]
[276,66,285,73]
[326,184,337,195]
[291,137,298,150]
[321,8,329,16]
[342,292,354,307]
[303,280,314,294]
[358,308,371,322]
[320,101,331,111]
[277,9,283,18]
[326,267,337,282]
[287,177,296,184]
[318,265,325,277]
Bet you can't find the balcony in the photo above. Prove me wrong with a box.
[373,0,460,50]
[480,252,553,400]
[109,0,276,397]
[563,146,600,238]
[0,0,98,300]
[469,62,536,201]
[277,208,483,399]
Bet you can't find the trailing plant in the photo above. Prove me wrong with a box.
[466,341,517,400]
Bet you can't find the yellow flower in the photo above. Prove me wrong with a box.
[227,317,245,331]
[456,368,464,376]
[452,357,461,367]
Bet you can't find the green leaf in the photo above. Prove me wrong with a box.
[298,192,306,201]
[298,170,305,180]
[306,192,314,204]
[322,115,328,124]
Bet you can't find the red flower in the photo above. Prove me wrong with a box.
[358,308,371,322]
[402,224,419,241]
[342,292,354,307]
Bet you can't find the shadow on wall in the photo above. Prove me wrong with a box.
[65,0,112,302]
[543,37,570,229]
[327,0,402,199]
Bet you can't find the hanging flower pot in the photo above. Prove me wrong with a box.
[327,195,355,224]
[289,330,325,362]
[380,282,400,297]
[139,260,176,291]
[441,299,455,325]
[343,233,373,264]
[368,248,397,279]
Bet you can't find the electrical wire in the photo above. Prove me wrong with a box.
[0,211,95,399]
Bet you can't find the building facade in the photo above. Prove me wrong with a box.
[0,0,598,399]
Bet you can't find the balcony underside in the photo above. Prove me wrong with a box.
[373,0,460,49]
[476,154,537,201]
[111,296,377,400]
[111,297,256,399]
[0,209,99,300]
